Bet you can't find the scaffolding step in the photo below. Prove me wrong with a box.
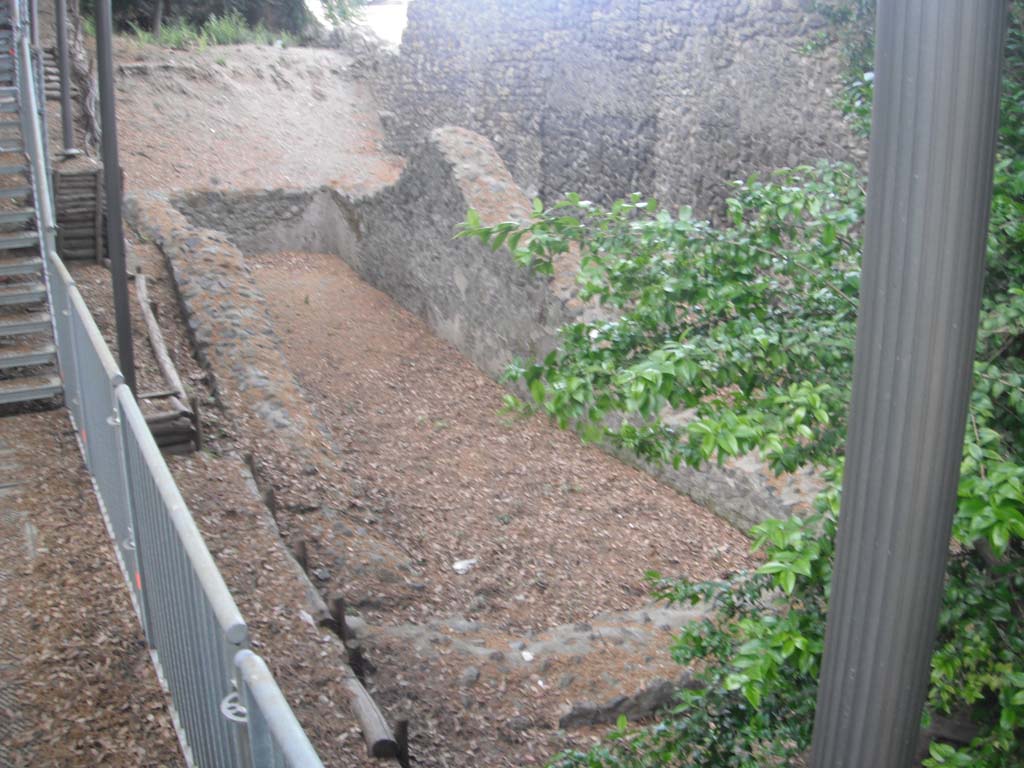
[0,341,55,370]
[0,209,33,225]
[0,282,45,306]
[0,256,40,276]
[0,311,50,337]
[0,373,61,405]
[0,186,30,200]
[0,232,37,249]
[0,164,27,175]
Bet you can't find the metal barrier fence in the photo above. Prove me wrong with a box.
[236,651,327,768]
[118,383,249,766]
[47,246,325,767]
[11,0,326,763]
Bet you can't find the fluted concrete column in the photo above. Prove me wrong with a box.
[810,2,1008,767]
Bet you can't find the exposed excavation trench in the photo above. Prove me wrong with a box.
[103,28,800,766]
[249,250,751,631]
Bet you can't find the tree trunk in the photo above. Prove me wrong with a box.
[152,0,163,35]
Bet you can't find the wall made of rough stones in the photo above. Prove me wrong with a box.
[379,0,865,215]
[165,127,821,531]
[175,128,573,379]
[125,193,416,603]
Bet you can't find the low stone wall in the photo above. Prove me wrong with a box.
[175,128,574,378]
[125,193,416,607]
[373,0,867,216]
[157,127,820,531]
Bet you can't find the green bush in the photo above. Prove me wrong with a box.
[144,17,203,49]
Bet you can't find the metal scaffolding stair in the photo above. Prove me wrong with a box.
[0,18,60,407]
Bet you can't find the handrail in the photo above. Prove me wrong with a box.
[12,0,57,251]
[236,651,326,767]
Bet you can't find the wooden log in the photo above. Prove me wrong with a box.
[329,594,351,642]
[190,394,203,451]
[55,193,98,202]
[160,441,198,455]
[136,274,187,401]
[147,417,193,437]
[153,428,194,445]
[138,387,181,400]
[395,720,411,768]
[342,672,398,758]
[145,407,191,424]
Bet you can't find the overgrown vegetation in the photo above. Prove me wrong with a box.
[459,3,1024,765]
[79,0,364,40]
[125,10,297,49]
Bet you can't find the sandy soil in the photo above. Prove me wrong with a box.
[113,39,403,194]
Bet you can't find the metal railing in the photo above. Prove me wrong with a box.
[236,651,327,768]
[10,0,326,764]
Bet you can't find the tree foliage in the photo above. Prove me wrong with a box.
[80,0,361,36]
[458,4,1024,765]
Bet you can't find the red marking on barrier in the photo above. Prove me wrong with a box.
[136,571,141,590]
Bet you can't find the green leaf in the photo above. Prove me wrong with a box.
[529,378,545,405]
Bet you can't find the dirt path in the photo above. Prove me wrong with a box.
[0,412,181,767]
[245,251,751,764]
[250,251,752,633]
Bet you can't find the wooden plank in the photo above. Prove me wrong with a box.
[53,169,62,255]
[137,274,188,402]
[95,165,103,264]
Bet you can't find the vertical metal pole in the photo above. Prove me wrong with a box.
[95,0,136,392]
[810,2,1008,767]
[28,0,38,48]
[55,0,78,155]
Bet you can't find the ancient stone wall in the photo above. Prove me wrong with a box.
[157,128,822,531]
[380,0,866,215]
[174,128,575,379]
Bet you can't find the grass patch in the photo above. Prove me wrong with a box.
[124,11,298,50]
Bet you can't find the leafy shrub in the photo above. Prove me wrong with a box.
[149,17,203,49]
